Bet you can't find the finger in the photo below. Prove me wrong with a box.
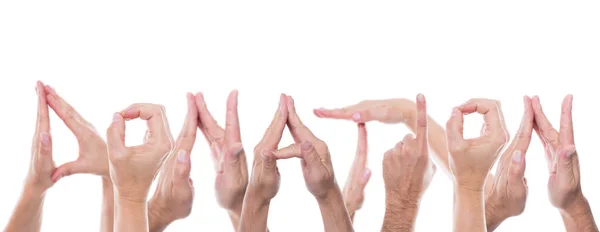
[355,123,368,169]
[359,168,372,187]
[531,96,558,146]
[445,107,466,149]
[36,81,50,134]
[107,113,127,153]
[272,143,302,159]
[415,94,428,153]
[556,146,577,178]
[195,92,224,143]
[52,161,84,182]
[176,93,199,153]
[262,151,278,173]
[224,90,242,144]
[120,103,172,144]
[174,150,192,179]
[313,103,363,119]
[459,98,507,139]
[258,94,288,150]
[44,85,88,136]
[503,96,534,165]
[287,96,317,143]
[300,141,322,169]
[509,150,526,180]
[559,94,575,146]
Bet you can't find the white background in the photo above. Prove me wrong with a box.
[1,1,599,231]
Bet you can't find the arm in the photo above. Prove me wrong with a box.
[343,124,371,223]
[317,186,354,232]
[5,186,47,232]
[101,178,115,232]
[114,197,149,232]
[382,193,419,232]
[239,187,272,232]
[560,195,598,232]
[454,188,486,231]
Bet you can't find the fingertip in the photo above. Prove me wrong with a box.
[417,93,425,103]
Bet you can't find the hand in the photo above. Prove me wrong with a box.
[383,94,435,202]
[274,96,337,198]
[26,81,57,194]
[41,85,109,181]
[532,95,581,209]
[149,94,197,228]
[314,99,415,124]
[195,91,248,213]
[485,96,533,230]
[343,124,371,220]
[446,99,509,191]
[107,103,174,202]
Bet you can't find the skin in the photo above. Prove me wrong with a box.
[4,81,57,232]
[195,91,249,231]
[315,98,528,231]
[446,99,509,232]
[381,94,436,232]
[342,124,372,223]
[273,96,354,232]
[238,94,288,232]
[532,95,598,232]
[107,103,174,232]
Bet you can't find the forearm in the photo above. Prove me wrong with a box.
[560,195,598,232]
[484,203,505,232]
[228,205,243,231]
[114,197,149,232]
[381,193,419,232]
[147,199,172,232]
[454,187,486,232]
[238,188,270,232]
[101,177,115,232]
[4,186,46,232]
[317,186,354,232]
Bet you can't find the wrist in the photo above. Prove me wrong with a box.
[560,192,590,218]
[23,182,47,199]
[316,185,344,207]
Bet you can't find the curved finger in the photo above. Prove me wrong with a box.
[258,94,288,150]
[272,143,303,159]
[120,103,172,144]
[415,94,428,152]
[559,94,574,146]
[195,92,224,144]
[531,96,558,146]
[44,85,88,136]
[107,113,127,154]
[52,161,84,182]
[445,107,466,150]
[287,96,317,143]
[459,98,507,138]
[176,93,199,153]
[224,90,242,144]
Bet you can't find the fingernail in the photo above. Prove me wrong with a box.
[233,146,244,156]
[352,112,361,121]
[362,169,371,180]
[113,113,122,123]
[566,149,576,158]
[317,107,325,111]
[41,132,50,145]
[301,141,313,151]
[512,150,522,163]
[452,108,460,116]
[417,94,424,102]
[177,150,189,163]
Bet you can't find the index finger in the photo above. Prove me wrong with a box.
[195,92,225,144]
[415,94,428,152]
[287,96,317,143]
[175,93,199,152]
[355,123,368,169]
[121,103,173,144]
[44,85,89,136]
[224,90,241,144]
[460,98,507,139]
[559,94,574,146]
[36,81,50,133]
[257,94,288,151]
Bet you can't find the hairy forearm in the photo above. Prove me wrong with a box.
[454,187,486,232]
[238,188,270,232]
[101,178,115,232]
[561,195,599,232]
[147,199,172,232]
[484,202,505,232]
[4,186,46,232]
[114,197,149,232]
[381,192,419,232]
[317,186,354,232]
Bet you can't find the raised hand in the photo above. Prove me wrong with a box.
[148,94,197,232]
[42,85,109,181]
[446,98,508,232]
[107,103,174,232]
[342,124,371,223]
[195,91,248,230]
[5,81,57,232]
[238,94,287,232]
[274,96,353,232]
[533,95,598,232]
[381,94,436,232]
[485,96,533,231]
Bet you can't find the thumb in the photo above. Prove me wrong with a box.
[445,107,466,151]
[509,150,526,182]
[107,113,127,156]
[262,151,277,173]
[174,150,192,179]
[359,168,372,188]
[557,146,577,177]
[52,161,83,182]
[300,141,322,169]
